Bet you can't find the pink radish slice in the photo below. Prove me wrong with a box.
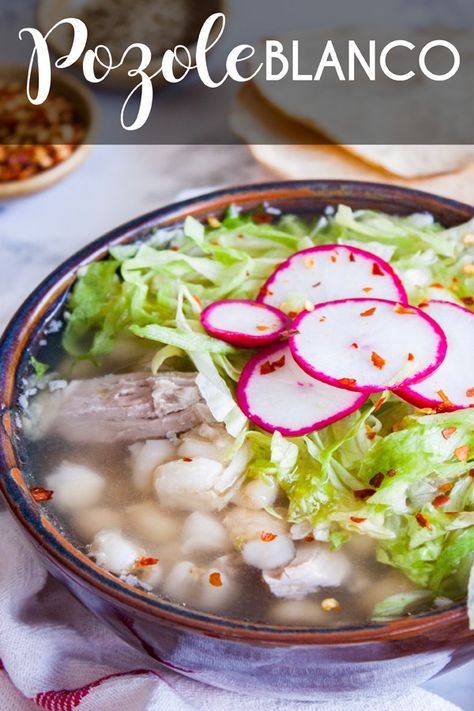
[289,298,447,394]
[236,343,368,436]
[396,300,474,410]
[200,299,289,347]
[258,244,407,315]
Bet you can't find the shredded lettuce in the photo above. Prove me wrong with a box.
[468,564,474,629]
[372,590,434,621]
[30,356,49,379]
[61,204,474,612]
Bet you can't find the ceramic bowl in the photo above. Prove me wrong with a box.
[0,65,95,199]
[1,181,473,701]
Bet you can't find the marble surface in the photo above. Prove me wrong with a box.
[0,144,268,328]
[0,142,473,710]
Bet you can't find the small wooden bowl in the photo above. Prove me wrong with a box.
[0,65,96,200]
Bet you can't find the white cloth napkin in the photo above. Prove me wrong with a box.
[0,511,462,711]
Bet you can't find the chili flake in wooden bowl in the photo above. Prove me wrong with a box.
[0,66,95,199]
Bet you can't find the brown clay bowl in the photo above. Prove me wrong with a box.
[0,181,473,700]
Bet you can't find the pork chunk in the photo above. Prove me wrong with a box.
[35,371,212,443]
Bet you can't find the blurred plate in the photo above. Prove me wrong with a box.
[37,0,224,91]
[231,83,474,206]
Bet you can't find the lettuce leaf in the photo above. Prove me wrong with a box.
[468,563,474,629]
[372,590,434,621]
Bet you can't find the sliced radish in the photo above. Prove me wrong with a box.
[258,244,407,316]
[396,300,474,410]
[201,299,289,347]
[236,343,368,436]
[289,298,447,394]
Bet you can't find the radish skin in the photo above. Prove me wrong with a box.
[396,300,474,410]
[289,298,447,394]
[201,299,289,347]
[236,343,368,436]
[258,244,407,315]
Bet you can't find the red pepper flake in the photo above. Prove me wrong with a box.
[304,257,315,268]
[252,213,273,224]
[304,534,315,542]
[369,472,385,488]
[394,303,415,315]
[349,253,356,262]
[260,285,274,297]
[319,316,327,322]
[353,488,376,499]
[374,396,386,411]
[30,487,54,502]
[418,301,429,309]
[350,516,367,523]
[136,557,159,567]
[415,513,432,530]
[360,307,376,317]
[438,482,453,493]
[407,352,415,361]
[437,390,454,407]
[430,282,444,289]
[469,469,474,478]
[351,342,359,349]
[366,430,376,441]
[170,245,180,252]
[182,457,193,462]
[466,387,474,398]
[386,468,397,477]
[330,255,337,263]
[362,287,373,293]
[260,531,277,542]
[207,216,221,228]
[256,325,270,331]
[432,494,450,508]
[371,351,386,370]
[287,311,298,319]
[211,240,221,247]
[338,377,357,387]
[260,355,286,375]
[442,427,457,440]
[312,281,322,288]
[372,263,384,276]
[193,294,202,305]
[461,296,474,306]
[209,572,223,587]
[454,445,471,462]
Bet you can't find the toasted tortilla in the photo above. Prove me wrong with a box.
[249,26,474,178]
[231,84,474,205]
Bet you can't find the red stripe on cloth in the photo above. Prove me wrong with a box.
[34,669,157,710]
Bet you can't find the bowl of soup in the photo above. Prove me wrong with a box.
[1,181,474,701]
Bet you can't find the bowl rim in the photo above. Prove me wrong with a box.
[0,179,473,645]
